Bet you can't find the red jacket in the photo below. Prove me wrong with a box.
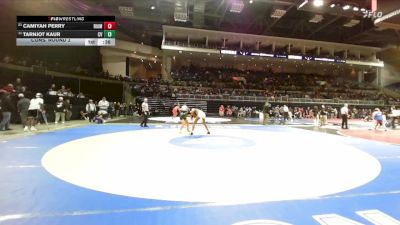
[2,85,15,93]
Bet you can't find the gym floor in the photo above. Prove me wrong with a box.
[0,117,399,225]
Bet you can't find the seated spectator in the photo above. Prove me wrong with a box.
[48,84,57,95]
[57,85,68,96]
[80,111,88,120]
[94,112,105,124]
[66,88,74,97]
[75,65,83,74]
[3,55,14,64]
[76,92,85,98]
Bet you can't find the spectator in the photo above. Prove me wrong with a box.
[319,105,328,126]
[2,84,15,94]
[98,97,109,117]
[93,112,105,124]
[65,99,72,121]
[389,106,399,129]
[263,102,271,125]
[283,105,289,122]
[238,107,245,118]
[226,105,232,117]
[0,92,15,131]
[57,85,68,96]
[25,93,44,131]
[66,88,74,97]
[115,102,121,117]
[48,84,57,96]
[54,97,66,124]
[219,105,225,117]
[108,101,115,118]
[17,93,30,128]
[172,103,179,118]
[14,78,24,93]
[76,92,85,98]
[86,99,97,122]
[3,55,11,63]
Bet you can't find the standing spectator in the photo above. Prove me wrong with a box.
[25,93,44,131]
[319,105,328,127]
[65,99,72,121]
[238,107,245,117]
[341,103,349,129]
[219,105,225,117]
[226,105,233,117]
[119,103,125,116]
[2,84,15,94]
[17,93,30,128]
[128,102,135,115]
[288,107,294,123]
[172,103,180,118]
[140,98,149,127]
[299,107,304,119]
[389,106,399,129]
[98,97,109,117]
[115,102,120,117]
[14,78,24,93]
[108,102,115,119]
[333,107,338,119]
[54,97,66,124]
[263,102,270,125]
[0,92,15,131]
[313,105,319,126]
[85,99,97,122]
[273,106,280,122]
[283,105,289,122]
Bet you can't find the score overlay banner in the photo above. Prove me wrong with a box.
[16,16,116,46]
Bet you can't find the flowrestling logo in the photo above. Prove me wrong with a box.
[362,10,383,19]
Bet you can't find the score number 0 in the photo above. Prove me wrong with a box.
[103,22,116,38]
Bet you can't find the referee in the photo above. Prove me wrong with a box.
[340,103,349,129]
[140,98,149,127]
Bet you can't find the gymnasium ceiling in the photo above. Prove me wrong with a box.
[3,0,400,48]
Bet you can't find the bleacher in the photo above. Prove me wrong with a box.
[137,97,207,116]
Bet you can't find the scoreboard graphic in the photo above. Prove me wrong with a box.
[16,16,116,46]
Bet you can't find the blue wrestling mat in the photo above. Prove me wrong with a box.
[0,124,399,225]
